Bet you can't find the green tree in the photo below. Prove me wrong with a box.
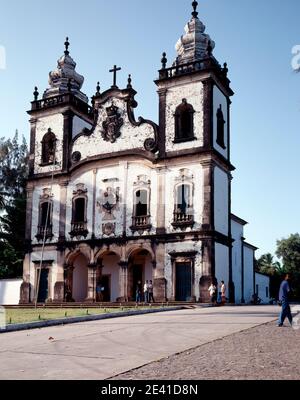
[256,253,283,276]
[0,132,28,278]
[276,234,300,299]
[256,253,285,299]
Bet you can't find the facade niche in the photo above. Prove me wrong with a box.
[70,184,88,238]
[174,99,195,143]
[172,169,194,229]
[131,175,151,232]
[36,188,54,242]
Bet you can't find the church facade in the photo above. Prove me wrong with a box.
[20,2,260,304]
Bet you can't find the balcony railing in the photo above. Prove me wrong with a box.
[36,225,53,241]
[69,222,89,238]
[130,215,152,232]
[31,93,94,117]
[172,212,194,229]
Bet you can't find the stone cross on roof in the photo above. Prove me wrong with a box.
[109,65,121,88]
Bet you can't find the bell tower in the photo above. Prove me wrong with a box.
[155,1,235,302]
[27,38,94,178]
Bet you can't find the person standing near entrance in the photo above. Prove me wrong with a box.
[208,282,217,306]
[278,274,293,327]
[136,281,142,304]
[220,281,226,305]
[144,280,149,303]
[148,280,155,303]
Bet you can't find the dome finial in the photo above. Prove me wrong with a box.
[64,37,70,56]
[192,1,199,18]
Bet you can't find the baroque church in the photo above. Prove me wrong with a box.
[20,2,260,304]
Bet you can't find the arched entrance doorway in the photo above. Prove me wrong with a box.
[128,249,153,301]
[96,251,121,302]
[72,254,88,302]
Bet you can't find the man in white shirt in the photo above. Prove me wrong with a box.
[221,281,227,305]
[144,281,149,303]
[208,283,217,305]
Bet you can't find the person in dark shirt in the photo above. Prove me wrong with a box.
[278,274,293,327]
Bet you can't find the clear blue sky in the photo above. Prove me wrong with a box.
[0,0,299,257]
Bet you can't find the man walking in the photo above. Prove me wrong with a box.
[278,274,293,327]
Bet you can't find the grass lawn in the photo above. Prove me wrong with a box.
[5,306,163,325]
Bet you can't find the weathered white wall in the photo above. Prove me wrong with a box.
[255,273,270,304]
[72,97,156,159]
[164,80,204,152]
[214,167,228,236]
[34,114,64,174]
[0,279,22,305]
[215,243,229,297]
[243,245,254,303]
[231,219,244,303]
[213,85,228,159]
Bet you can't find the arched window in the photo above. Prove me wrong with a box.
[131,189,151,231]
[73,198,86,223]
[216,105,226,149]
[134,190,149,217]
[173,184,194,228]
[174,99,195,143]
[41,129,56,165]
[70,196,88,238]
[36,201,53,241]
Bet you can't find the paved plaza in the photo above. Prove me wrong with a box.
[0,305,285,380]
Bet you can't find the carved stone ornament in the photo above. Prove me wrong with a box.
[73,183,87,196]
[71,151,81,163]
[101,103,124,143]
[102,223,116,236]
[133,175,151,188]
[40,188,54,200]
[98,187,120,214]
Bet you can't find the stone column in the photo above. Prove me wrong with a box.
[118,261,128,302]
[157,88,167,158]
[92,169,97,238]
[28,118,37,177]
[54,180,69,303]
[86,263,97,303]
[153,243,166,302]
[156,167,167,235]
[20,183,34,304]
[62,110,74,172]
[54,251,65,303]
[58,180,69,241]
[199,161,216,303]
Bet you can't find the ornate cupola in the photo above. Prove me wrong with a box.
[175,1,215,65]
[43,37,88,103]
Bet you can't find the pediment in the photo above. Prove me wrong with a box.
[71,87,158,165]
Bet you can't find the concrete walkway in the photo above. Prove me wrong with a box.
[0,305,279,380]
